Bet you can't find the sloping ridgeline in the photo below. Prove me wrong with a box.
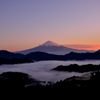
[53,64,100,72]
[0,50,33,64]
[26,50,100,61]
[1,49,100,64]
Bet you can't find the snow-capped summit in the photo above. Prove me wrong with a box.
[17,40,89,55]
[41,41,59,46]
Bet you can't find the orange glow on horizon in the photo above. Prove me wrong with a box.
[3,44,100,52]
[66,45,100,51]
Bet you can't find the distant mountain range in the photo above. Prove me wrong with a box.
[17,41,90,55]
[0,49,100,64]
[26,50,100,61]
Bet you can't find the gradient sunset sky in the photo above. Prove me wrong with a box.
[0,0,100,51]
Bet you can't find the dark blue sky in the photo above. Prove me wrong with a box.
[0,0,100,51]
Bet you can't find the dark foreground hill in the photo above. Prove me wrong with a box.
[53,64,100,72]
[0,70,100,89]
[0,72,40,89]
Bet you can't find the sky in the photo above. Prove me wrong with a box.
[0,0,100,51]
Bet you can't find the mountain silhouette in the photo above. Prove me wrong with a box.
[1,49,100,64]
[0,50,32,64]
[17,41,89,55]
[26,51,62,61]
[41,41,59,46]
[0,50,24,59]
[94,49,100,54]
[25,49,100,61]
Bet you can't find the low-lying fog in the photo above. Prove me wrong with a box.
[0,60,100,82]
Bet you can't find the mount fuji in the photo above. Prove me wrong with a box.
[17,41,89,55]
